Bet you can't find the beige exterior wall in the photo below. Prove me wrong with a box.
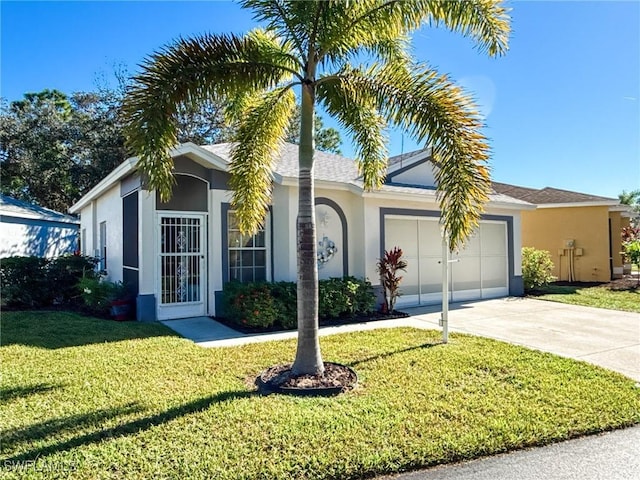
[521,205,611,282]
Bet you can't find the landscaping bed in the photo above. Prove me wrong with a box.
[2,311,639,479]
[214,309,409,334]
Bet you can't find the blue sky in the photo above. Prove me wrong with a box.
[1,0,638,198]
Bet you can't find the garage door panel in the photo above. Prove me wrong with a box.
[384,216,509,307]
[385,219,417,257]
[418,220,441,256]
[420,256,441,294]
[452,256,481,291]
[457,231,481,256]
[482,256,507,289]
[481,223,507,256]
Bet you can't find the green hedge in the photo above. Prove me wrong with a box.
[0,254,99,308]
[221,277,375,330]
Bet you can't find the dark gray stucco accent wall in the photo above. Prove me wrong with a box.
[209,169,231,190]
[120,174,141,197]
[315,197,348,276]
[379,208,523,297]
[174,155,209,179]
[136,294,156,322]
[156,174,208,212]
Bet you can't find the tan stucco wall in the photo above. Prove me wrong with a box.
[521,206,611,282]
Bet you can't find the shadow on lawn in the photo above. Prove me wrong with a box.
[2,390,254,463]
[348,342,440,368]
[2,403,144,452]
[0,383,64,403]
[1,311,178,349]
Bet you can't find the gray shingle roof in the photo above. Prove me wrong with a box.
[202,143,360,183]
[202,144,531,206]
[492,182,617,205]
[0,195,79,223]
[387,148,428,168]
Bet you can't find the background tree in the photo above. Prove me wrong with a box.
[619,189,640,227]
[0,89,120,212]
[123,0,510,376]
[284,106,342,154]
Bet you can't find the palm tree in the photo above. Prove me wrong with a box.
[123,0,510,376]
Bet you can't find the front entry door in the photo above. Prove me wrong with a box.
[157,214,206,320]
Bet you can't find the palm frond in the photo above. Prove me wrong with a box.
[318,0,509,64]
[317,75,388,190]
[335,63,491,250]
[122,30,298,201]
[229,87,297,234]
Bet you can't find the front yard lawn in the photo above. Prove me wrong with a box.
[531,282,640,313]
[2,312,639,479]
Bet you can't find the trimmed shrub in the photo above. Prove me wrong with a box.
[0,254,100,309]
[222,282,279,329]
[47,254,100,306]
[220,277,376,330]
[522,247,556,291]
[0,256,51,307]
[270,281,297,329]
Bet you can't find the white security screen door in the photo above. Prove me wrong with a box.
[157,214,206,320]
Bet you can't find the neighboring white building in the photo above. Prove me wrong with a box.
[0,195,79,258]
[70,143,533,322]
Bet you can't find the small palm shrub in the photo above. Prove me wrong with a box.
[522,247,556,291]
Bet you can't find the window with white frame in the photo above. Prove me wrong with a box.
[227,210,267,282]
[99,221,107,270]
[81,228,86,255]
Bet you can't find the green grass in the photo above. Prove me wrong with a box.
[532,284,640,313]
[2,312,639,479]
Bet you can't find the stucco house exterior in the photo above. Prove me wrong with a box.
[492,183,634,282]
[0,195,79,258]
[70,143,532,322]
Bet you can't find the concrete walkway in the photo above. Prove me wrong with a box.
[162,297,640,381]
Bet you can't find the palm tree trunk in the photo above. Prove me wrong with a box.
[291,82,324,376]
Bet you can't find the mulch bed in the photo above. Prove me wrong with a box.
[256,362,358,396]
[214,310,409,335]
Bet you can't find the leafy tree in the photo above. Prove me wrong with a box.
[0,89,127,212]
[122,0,510,375]
[285,106,342,154]
[619,189,640,227]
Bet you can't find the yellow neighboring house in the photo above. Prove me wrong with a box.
[493,183,635,283]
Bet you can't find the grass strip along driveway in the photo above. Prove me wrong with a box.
[532,283,639,313]
[2,312,639,479]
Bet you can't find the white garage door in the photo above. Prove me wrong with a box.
[384,216,508,307]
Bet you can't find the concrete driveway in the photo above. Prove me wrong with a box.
[404,297,640,382]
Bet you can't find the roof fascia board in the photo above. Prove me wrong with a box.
[536,201,619,209]
[0,210,79,224]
